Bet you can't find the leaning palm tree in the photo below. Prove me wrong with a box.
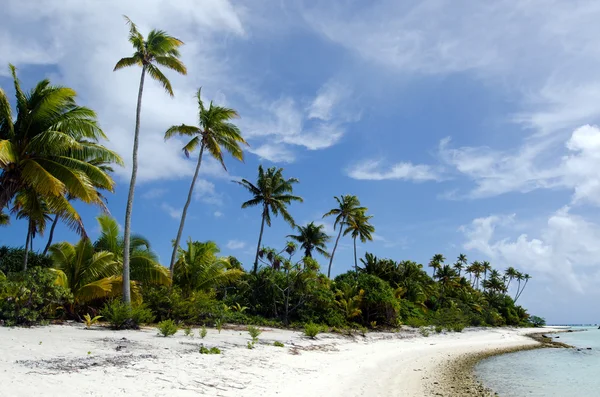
[505,267,518,291]
[164,89,247,278]
[287,222,331,259]
[114,16,187,304]
[236,165,303,274]
[173,239,243,296]
[514,273,531,303]
[343,210,374,273]
[93,214,170,287]
[323,195,366,278]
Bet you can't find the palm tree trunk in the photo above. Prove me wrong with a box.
[515,280,528,303]
[514,280,521,300]
[122,66,146,305]
[253,207,267,274]
[43,214,59,255]
[168,143,205,279]
[23,221,32,271]
[327,217,345,278]
[353,237,358,273]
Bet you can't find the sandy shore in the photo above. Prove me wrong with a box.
[0,324,552,396]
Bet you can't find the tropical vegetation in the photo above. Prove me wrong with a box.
[0,17,540,332]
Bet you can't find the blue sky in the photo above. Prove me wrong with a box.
[2,0,600,324]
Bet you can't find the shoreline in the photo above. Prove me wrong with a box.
[0,324,563,397]
[439,329,572,396]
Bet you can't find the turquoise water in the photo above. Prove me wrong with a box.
[476,327,600,396]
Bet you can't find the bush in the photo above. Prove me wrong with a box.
[435,325,443,334]
[247,325,261,342]
[451,323,465,332]
[200,326,207,338]
[304,322,321,339]
[142,286,221,323]
[157,319,178,337]
[183,326,193,336]
[273,341,284,347]
[247,341,254,349]
[83,314,102,329]
[405,317,428,328]
[529,315,546,327]
[419,327,430,337]
[0,247,53,274]
[0,267,72,326]
[199,345,221,354]
[100,300,154,330]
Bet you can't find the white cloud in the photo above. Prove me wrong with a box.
[347,159,441,182]
[141,188,167,200]
[439,125,600,203]
[213,211,223,218]
[248,143,295,163]
[307,81,351,121]
[226,239,246,250]
[193,179,224,206]
[161,203,182,219]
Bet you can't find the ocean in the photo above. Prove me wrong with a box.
[475,327,600,396]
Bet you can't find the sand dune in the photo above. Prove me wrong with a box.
[0,324,548,396]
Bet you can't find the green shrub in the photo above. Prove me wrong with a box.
[273,341,284,347]
[83,314,102,329]
[419,327,430,337]
[0,247,53,274]
[450,323,465,332]
[247,341,254,349]
[199,345,221,354]
[405,317,428,328]
[142,286,222,323]
[100,300,154,330]
[435,325,443,334]
[183,326,193,336]
[304,322,321,339]
[157,319,178,337]
[529,315,546,327]
[200,326,207,338]
[0,267,72,326]
[247,325,261,342]
[215,318,223,333]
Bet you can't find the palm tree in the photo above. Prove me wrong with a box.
[93,214,170,287]
[482,261,492,282]
[470,261,483,289]
[236,165,303,274]
[0,66,121,268]
[173,239,243,296]
[164,89,247,278]
[514,271,524,300]
[287,222,331,259]
[514,273,531,303]
[505,267,518,291]
[12,191,53,270]
[436,264,458,304]
[114,16,187,304]
[49,239,121,305]
[0,212,9,226]
[428,254,445,279]
[323,195,366,278]
[344,210,374,273]
[454,253,467,276]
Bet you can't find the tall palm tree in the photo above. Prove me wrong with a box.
[323,195,366,278]
[114,16,187,304]
[514,271,524,300]
[514,273,531,303]
[173,239,243,296]
[454,253,467,276]
[344,210,374,273]
[236,165,303,274]
[428,254,445,279]
[287,222,331,259]
[12,191,53,270]
[482,261,492,282]
[505,267,518,291]
[436,264,458,304]
[164,88,247,278]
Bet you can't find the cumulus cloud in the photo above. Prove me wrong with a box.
[347,159,441,182]
[161,203,182,219]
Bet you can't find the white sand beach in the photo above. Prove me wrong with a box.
[0,325,552,397]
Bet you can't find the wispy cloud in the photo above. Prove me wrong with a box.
[347,159,441,182]
[226,239,246,250]
[142,188,167,200]
[161,203,182,219]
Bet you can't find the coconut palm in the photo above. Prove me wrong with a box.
[114,16,187,304]
[287,222,330,259]
[236,165,303,274]
[344,210,375,273]
[323,195,366,278]
[436,264,458,303]
[0,212,9,226]
[93,214,170,287]
[0,65,119,211]
[505,267,518,291]
[164,89,247,278]
[173,239,243,296]
[514,273,531,303]
[454,253,467,277]
[514,271,524,300]
[49,239,120,305]
[428,254,445,279]
[482,261,492,282]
